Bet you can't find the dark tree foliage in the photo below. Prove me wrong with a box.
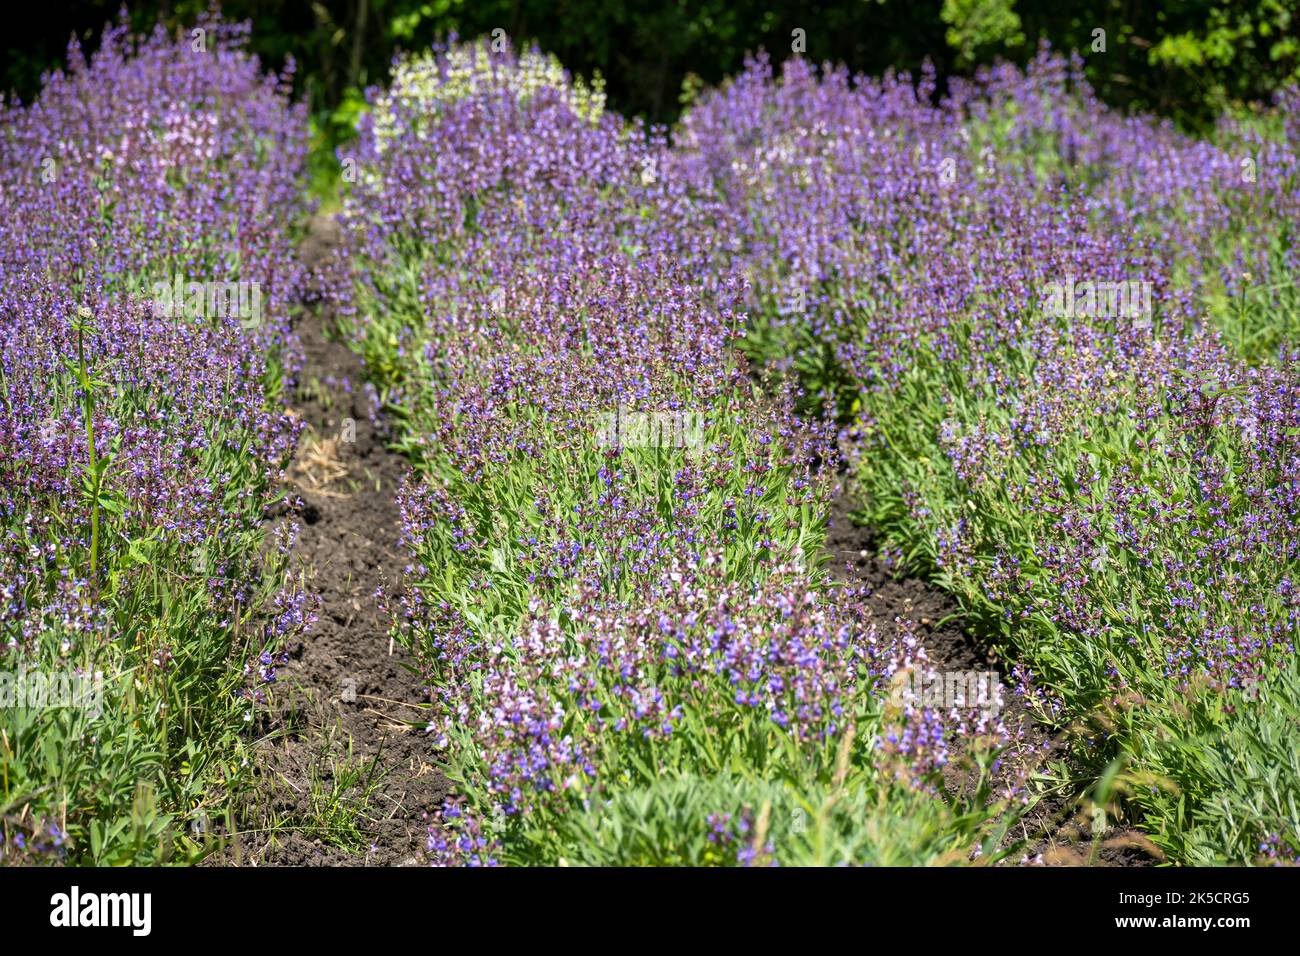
[5,1,1297,130]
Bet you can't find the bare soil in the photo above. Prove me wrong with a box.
[212,216,446,866]
[823,491,1162,867]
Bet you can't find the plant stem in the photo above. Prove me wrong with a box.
[77,321,101,582]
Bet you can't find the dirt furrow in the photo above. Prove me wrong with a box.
[216,216,445,866]
[823,491,1160,866]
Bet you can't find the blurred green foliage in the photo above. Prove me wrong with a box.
[5,2,1297,140]
[942,0,1026,68]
